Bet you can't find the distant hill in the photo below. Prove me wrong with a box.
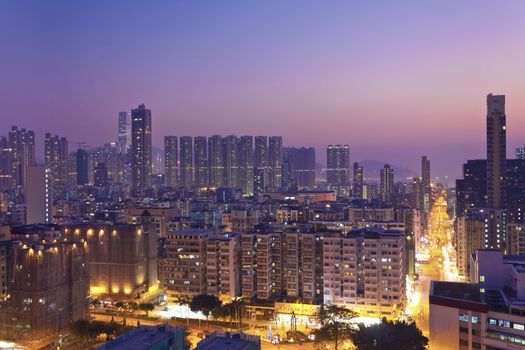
[315,159,416,183]
[359,160,417,182]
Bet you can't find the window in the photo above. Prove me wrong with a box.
[480,275,485,282]
[458,314,469,322]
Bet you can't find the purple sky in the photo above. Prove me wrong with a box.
[1,1,525,179]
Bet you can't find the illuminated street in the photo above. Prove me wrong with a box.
[406,192,458,337]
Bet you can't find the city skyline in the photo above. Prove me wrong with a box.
[2,1,525,179]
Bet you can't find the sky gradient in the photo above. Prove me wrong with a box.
[1,1,525,179]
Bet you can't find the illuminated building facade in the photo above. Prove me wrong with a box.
[322,228,406,319]
[163,229,209,300]
[131,104,152,196]
[0,239,88,336]
[63,223,158,300]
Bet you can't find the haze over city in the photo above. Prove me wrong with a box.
[2,1,525,178]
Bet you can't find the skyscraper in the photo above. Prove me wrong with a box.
[0,137,12,190]
[353,162,363,199]
[421,155,431,212]
[238,136,254,195]
[8,126,35,188]
[207,135,223,188]
[516,145,525,160]
[44,133,69,188]
[76,149,89,186]
[380,164,394,203]
[164,136,178,188]
[131,104,152,195]
[268,136,283,190]
[282,147,316,189]
[194,136,208,188]
[326,144,350,196]
[179,136,193,188]
[486,94,506,209]
[118,112,128,154]
[222,135,238,188]
[254,136,268,193]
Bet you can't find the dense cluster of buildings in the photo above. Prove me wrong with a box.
[0,103,439,340]
[455,95,525,279]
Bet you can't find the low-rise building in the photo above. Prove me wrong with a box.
[430,250,525,349]
[195,331,260,350]
[97,324,187,350]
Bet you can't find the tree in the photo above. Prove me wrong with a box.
[139,302,155,317]
[189,294,222,323]
[349,318,428,350]
[313,304,357,350]
[128,302,140,314]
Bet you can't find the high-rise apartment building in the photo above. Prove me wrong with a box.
[282,231,323,303]
[26,166,50,224]
[240,231,282,300]
[421,156,431,212]
[254,136,268,193]
[456,213,484,278]
[118,112,129,154]
[207,135,223,188]
[8,126,35,188]
[164,136,178,188]
[516,145,525,160]
[380,164,394,203]
[486,94,506,209]
[268,136,283,191]
[323,229,405,319]
[205,234,241,299]
[327,144,350,196]
[179,136,193,189]
[131,104,152,195]
[164,229,209,300]
[0,137,12,190]
[238,136,254,195]
[283,147,316,189]
[44,133,69,189]
[353,162,363,199]
[76,149,89,186]
[222,135,238,189]
[194,136,208,188]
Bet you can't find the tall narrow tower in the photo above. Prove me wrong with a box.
[131,104,152,195]
[486,94,506,209]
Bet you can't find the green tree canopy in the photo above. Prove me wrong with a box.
[313,304,357,350]
[189,294,222,320]
[349,318,428,350]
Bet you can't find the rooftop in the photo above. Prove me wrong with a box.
[195,331,260,350]
[96,324,184,350]
[431,281,483,304]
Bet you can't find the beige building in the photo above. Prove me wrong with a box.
[456,214,484,279]
[323,229,405,319]
[240,231,282,300]
[164,229,209,300]
[0,239,89,336]
[506,222,525,256]
[348,207,395,224]
[206,234,240,300]
[282,231,323,303]
[128,207,179,238]
[63,223,158,301]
